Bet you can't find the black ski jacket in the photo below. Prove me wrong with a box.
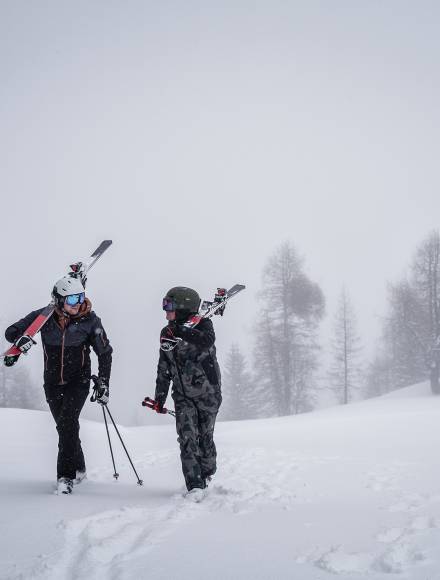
[5,306,112,386]
[155,318,221,403]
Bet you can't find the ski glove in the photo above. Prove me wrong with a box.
[95,377,109,405]
[153,398,166,414]
[14,335,37,354]
[160,325,179,352]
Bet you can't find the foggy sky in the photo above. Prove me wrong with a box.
[1,1,439,423]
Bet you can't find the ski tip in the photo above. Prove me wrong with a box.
[227,284,246,294]
[91,240,113,257]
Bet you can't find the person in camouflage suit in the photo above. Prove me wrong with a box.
[154,287,222,497]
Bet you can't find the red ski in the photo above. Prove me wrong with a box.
[2,240,112,366]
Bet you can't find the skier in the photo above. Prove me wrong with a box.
[4,275,112,494]
[154,286,222,501]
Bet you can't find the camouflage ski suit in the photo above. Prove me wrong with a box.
[155,318,222,490]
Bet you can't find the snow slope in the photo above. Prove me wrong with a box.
[1,382,440,580]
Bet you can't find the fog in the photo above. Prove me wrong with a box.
[1,1,439,423]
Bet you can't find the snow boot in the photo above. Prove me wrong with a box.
[185,487,207,503]
[73,470,87,485]
[57,477,73,495]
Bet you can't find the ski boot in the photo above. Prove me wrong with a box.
[57,477,73,495]
[73,470,87,485]
[184,487,207,503]
[204,474,214,487]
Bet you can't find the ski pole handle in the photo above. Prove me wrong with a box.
[90,374,108,404]
[142,397,176,417]
[90,374,98,401]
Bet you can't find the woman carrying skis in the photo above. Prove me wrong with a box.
[154,286,222,502]
[4,275,112,494]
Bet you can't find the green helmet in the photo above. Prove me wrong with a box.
[163,286,201,314]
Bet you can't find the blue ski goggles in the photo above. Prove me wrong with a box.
[162,298,175,312]
[65,293,85,306]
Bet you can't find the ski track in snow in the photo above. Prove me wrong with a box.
[11,448,302,580]
[9,448,440,579]
[20,500,201,580]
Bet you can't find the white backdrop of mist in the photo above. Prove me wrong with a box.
[1,1,439,424]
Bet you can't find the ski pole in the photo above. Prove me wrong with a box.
[90,379,119,480]
[101,404,119,480]
[103,405,143,486]
[91,375,142,485]
[142,397,176,417]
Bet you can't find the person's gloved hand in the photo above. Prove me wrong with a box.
[95,377,109,405]
[14,335,37,354]
[153,398,166,413]
[160,325,180,351]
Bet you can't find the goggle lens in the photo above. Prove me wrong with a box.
[65,293,85,306]
[162,298,175,312]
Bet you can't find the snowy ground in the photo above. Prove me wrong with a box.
[1,382,440,580]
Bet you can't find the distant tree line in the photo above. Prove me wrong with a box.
[366,230,440,397]
[220,240,326,420]
[220,231,440,421]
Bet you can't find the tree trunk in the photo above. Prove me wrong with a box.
[430,363,440,394]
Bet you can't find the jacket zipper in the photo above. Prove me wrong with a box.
[43,344,48,371]
[81,345,85,368]
[60,330,66,384]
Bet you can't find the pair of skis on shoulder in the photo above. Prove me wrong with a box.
[1,240,113,367]
[159,284,246,352]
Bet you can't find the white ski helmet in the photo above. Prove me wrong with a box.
[52,275,85,306]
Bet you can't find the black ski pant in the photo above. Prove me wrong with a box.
[44,381,89,480]
[173,387,222,491]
